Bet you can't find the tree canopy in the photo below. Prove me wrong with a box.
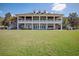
[68,12,79,29]
[2,12,16,26]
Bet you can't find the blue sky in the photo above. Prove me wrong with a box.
[0,3,79,17]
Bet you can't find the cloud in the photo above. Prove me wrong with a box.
[52,3,66,11]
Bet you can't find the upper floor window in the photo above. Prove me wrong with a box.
[40,16,46,20]
[48,16,54,20]
[19,16,24,20]
[26,16,32,20]
[55,16,61,21]
[33,16,39,20]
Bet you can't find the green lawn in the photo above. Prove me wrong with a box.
[0,30,79,56]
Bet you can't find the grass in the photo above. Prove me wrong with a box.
[0,30,79,56]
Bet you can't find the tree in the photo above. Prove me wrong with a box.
[68,12,79,29]
[2,12,16,29]
[5,13,11,19]
[63,17,69,29]
[0,17,4,26]
[2,12,11,26]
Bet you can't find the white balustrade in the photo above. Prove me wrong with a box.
[18,19,62,24]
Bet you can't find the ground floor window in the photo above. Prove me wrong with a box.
[19,23,24,29]
[55,24,61,30]
[40,24,46,30]
[48,24,53,30]
[18,23,62,30]
[26,24,32,30]
[33,24,39,30]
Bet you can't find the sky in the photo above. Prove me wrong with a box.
[0,3,79,17]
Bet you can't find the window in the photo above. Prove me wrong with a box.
[19,16,24,20]
[33,16,39,20]
[48,16,53,20]
[19,23,24,29]
[26,16,32,21]
[33,24,39,30]
[40,24,46,30]
[40,16,46,20]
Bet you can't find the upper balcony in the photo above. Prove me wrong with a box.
[18,19,62,24]
[17,16,62,24]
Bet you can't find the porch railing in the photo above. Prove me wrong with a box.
[18,19,62,23]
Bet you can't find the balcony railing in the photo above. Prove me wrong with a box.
[18,19,62,23]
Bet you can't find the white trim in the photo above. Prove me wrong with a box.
[53,16,55,30]
[17,16,19,30]
[32,16,33,30]
[61,16,63,30]
[39,16,40,30]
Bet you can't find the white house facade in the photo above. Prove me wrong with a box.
[16,11,63,30]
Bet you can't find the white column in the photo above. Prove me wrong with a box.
[17,16,19,30]
[39,16,40,30]
[24,23,26,29]
[53,16,55,30]
[61,16,63,30]
[61,24,62,30]
[32,16,33,30]
[53,24,55,30]
[24,16,26,29]
[46,24,48,30]
[46,16,48,30]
